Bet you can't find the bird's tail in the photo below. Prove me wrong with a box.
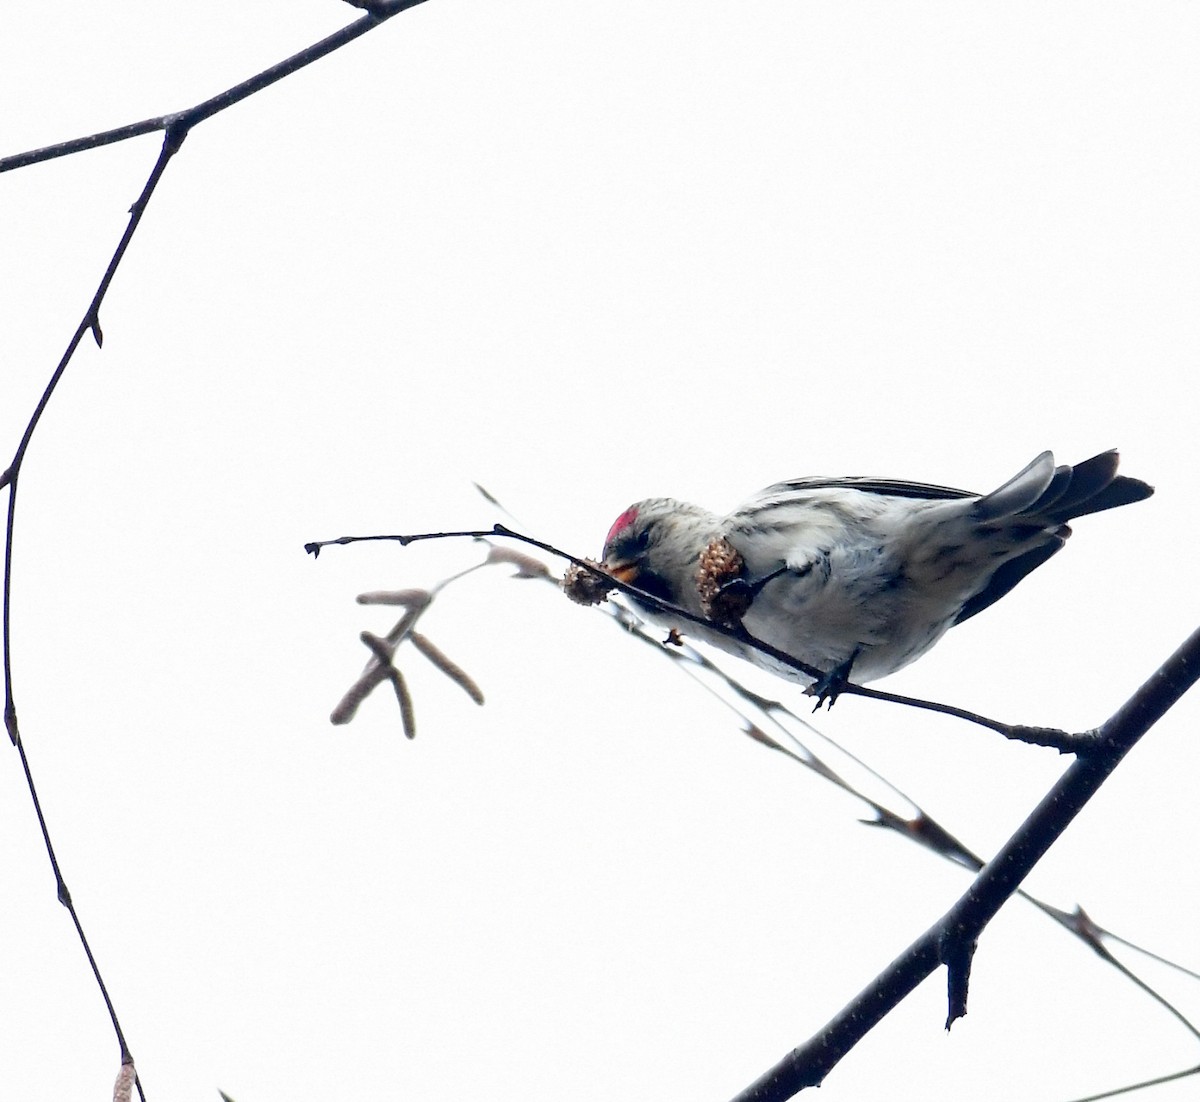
[976,450,1153,527]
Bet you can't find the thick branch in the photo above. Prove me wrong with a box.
[729,625,1200,1102]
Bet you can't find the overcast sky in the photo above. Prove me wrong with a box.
[2,4,1199,1101]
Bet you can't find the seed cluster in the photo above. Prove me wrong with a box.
[561,560,616,606]
[696,536,752,625]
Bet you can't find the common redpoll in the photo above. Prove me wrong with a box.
[593,450,1152,694]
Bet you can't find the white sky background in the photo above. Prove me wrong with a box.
[2,3,1199,1100]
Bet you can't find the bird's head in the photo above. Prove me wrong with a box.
[600,498,716,607]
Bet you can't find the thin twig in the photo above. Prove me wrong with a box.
[1061,1061,1200,1102]
[5,131,184,741]
[304,524,1085,749]
[1,128,190,1102]
[0,1,431,174]
[2,3,435,1094]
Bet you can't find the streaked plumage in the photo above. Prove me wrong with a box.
[600,450,1152,688]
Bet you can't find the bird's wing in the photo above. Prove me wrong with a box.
[733,472,1033,624]
[738,475,977,514]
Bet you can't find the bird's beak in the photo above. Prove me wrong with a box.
[604,560,640,586]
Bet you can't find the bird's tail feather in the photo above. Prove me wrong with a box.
[977,449,1153,526]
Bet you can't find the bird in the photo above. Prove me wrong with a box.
[585,450,1153,699]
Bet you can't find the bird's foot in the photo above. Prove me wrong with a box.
[808,648,861,711]
[697,541,791,629]
[706,576,755,625]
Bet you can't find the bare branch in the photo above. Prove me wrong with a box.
[728,626,1200,1101]
[2,10,435,1087]
[0,1,432,173]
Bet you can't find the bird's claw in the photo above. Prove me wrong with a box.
[707,576,754,625]
[808,649,860,711]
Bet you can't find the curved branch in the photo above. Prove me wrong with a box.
[3,4,435,1096]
